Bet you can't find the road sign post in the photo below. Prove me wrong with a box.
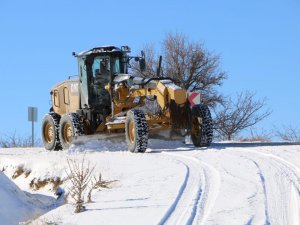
[28,107,38,147]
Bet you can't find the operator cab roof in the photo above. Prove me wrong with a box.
[73,46,131,57]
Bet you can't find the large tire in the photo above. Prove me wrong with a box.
[191,104,213,147]
[41,113,62,151]
[125,109,148,153]
[59,113,83,150]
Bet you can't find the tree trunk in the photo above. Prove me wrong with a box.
[227,134,232,141]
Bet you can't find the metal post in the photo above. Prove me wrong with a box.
[156,55,162,77]
[32,121,34,147]
[32,109,34,147]
[28,106,37,148]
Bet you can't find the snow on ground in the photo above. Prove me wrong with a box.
[0,140,299,225]
[0,172,45,225]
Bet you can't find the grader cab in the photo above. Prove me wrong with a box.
[41,46,213,152]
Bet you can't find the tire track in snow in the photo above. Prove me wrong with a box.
[158,152,220,225]
[245,150,300,194]
[250,150,300,225]
[238,150,300,225]
[251,150,300,178]
[157,162,190,225]
[245,158,271,225]
[191,153,221,225]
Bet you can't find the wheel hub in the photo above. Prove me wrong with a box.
[44,123,54,143]
[63,123,73,144]
[129,120,135,144]
[192,116,201,135]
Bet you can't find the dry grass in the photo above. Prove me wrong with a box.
[30,177,62,191]
[237,137,271,143]
[12,166,31,179]
[237,128,273,143]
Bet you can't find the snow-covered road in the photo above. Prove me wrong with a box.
[0,140,299,225]
[157,151,221,225]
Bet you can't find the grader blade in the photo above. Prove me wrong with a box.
[72,133,125,145]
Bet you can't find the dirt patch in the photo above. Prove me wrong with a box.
[12,165,31,179]
[30,177,63,191]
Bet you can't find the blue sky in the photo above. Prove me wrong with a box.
[0,0,299,139]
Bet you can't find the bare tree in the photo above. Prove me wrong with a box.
[163,33,226,107]
[131,32,227,107]
[214,92,272,140]
[65,155,95,213]
[0,131,41,148]
[274,125,300,142]
[131,43,158,78]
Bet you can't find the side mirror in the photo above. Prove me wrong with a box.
[139,58,146,72]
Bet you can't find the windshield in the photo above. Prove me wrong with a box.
[91,56,121,78]
[112,57,120,74]
[92,57,109,78]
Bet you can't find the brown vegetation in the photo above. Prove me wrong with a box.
[29,177,62,191]
[65,155,114,213]
[12,165,31,179]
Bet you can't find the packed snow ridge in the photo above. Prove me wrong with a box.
[0,140,299,225]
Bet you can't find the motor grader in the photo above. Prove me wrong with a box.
[41,46,213,152]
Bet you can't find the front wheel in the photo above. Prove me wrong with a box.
[125,109,148,153]
[191,104,213,147]
[59,113,83,150]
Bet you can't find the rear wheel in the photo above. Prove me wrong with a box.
[191,104,213,147]
[125,109,148,153]
[41,113,62,151]
[59,113,83,150]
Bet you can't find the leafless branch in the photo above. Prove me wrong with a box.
[0,131,41,148]
[131,43,158,78]
[163,32,227,107]
[65,154,95,213]
[131,32,227,107]
[274,125,300,142]
[214,91,272,140]
[65,154,116,212]
[87,174,116,203]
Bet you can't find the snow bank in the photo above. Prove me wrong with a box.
[0,172,44,225]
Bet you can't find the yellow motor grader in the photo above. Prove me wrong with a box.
[41,46,213,152]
